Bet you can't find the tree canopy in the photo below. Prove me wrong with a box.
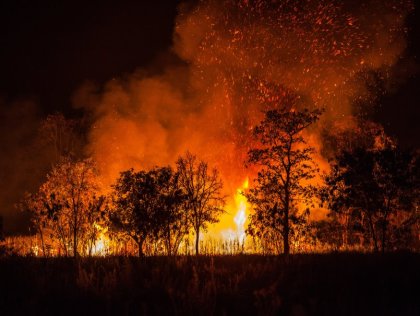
[22,158,105,257]
[111,166,188,256]
[321,142,419,252]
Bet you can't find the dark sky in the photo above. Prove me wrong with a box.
[373,0,420,148]
[0,1,182,114]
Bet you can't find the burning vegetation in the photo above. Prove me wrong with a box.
[1,0,419,257]
[5,104,418,257]
[1,1,420,315]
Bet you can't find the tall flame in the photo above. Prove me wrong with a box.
[219,178,249,245]
[233,178,248,243]
[92,223,109,256]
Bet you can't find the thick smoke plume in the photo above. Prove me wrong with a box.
[74,0,413,221]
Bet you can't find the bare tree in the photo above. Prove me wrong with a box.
[24,158,105,257]
[176,152,225,255]
[39,112,84,162]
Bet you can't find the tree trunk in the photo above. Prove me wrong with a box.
[138,237,145,257]
[73,226,78,258]
[284,188,290,255]
[38,226,46,257]
[381,217,387,253]
[195,227,200,255]
[73,207,79,258]
[283,209,290,255]
[367,214,378,252]
[343,212,349,247]
[73,238,77,258]
[88,239,93,257]
[167,224,172,256]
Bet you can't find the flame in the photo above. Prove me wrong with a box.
[93,235,107,255]
[218,178,249,246]
[233,178,248,243]
[91,223,109,256]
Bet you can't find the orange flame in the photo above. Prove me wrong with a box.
[92,223,109,256]
[217,178,249,246]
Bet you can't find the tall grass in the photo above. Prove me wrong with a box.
[0,253,418,315]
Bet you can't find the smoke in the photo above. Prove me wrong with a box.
[0,99,50,234]
[73,0,413,199]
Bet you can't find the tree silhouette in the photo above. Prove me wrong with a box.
[20,192,49,256]
[322,141,419,252]
[155,171,188,256]
[23,158,105,257]
[111,166,187,256]
[246,108,322,255]
[176,152,225,255]
[38,113,85,162]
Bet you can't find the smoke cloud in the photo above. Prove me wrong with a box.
[73,0,413,207]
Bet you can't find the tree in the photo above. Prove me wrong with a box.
[176,152,225,255]
[20,192,49,256]
[38,112,84,162]
[23,158,105,257]
[246,108,322,255]
[155,172,189,256]
[318,121,387,250]
[111,166,187,256]
[0,216,3,241]
[322,142,419,252]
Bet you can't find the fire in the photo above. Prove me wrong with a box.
[67,0,412,254]
[91,223,110,256]
[75,0,413,221]
[233,178,248,243]
[219,178,249,246]
[93,235,107,255]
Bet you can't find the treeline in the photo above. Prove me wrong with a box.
[317,122,419,252]
[16,105,419,257]
[20,152,225,257]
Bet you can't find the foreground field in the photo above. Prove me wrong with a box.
[0,253,419,315]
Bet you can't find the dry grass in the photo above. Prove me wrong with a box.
[0,253,418,315]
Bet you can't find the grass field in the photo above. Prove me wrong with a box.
[0,253,419,315]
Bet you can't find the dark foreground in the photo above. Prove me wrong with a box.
[0,253,419,315]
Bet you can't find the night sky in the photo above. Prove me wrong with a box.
[0,1,182,114]
[0,0,419,234]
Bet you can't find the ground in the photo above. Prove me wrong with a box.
[0,253,419,315]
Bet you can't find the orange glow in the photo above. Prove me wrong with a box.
[92,224,110,256]
[66,0,413,253]
[233,178,248,243]
[216,178,249,246]
[73,0,412,224]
